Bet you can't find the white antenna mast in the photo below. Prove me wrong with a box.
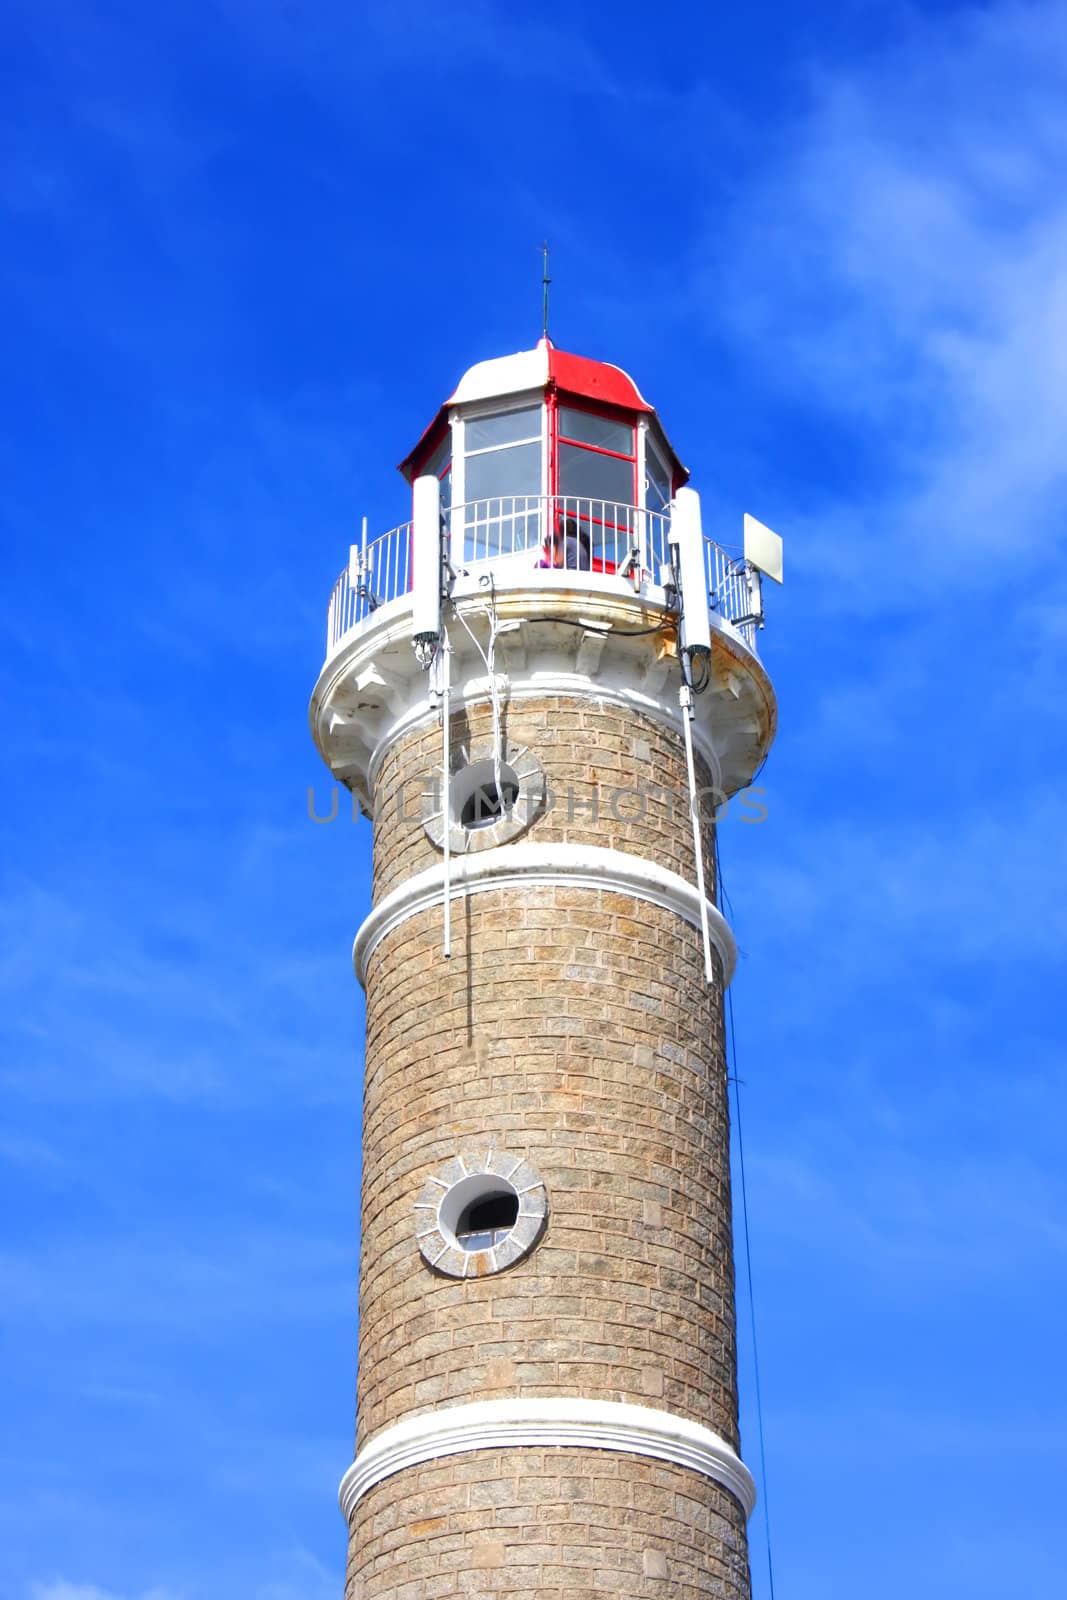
[411,473,453,957]
[439,631,452,959]
[670,488,715,984]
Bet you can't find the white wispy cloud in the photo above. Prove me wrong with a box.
[0,859,362,1110]
[730,782,1067,982]
[700,0,1067,605]
[0,1224,355,1331]
[748,1137,1067,1282]
[0,1131,66,1173]
[28,1554,337,1600]
[240,1545,336,1600]
[32,1584,182,1600]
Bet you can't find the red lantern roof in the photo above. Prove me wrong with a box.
[399,338,684,482]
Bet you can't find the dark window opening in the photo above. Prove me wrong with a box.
[460,777,519,829]
[456,761,520,830]
[456,1189,519,1251]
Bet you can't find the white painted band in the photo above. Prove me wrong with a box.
[338,1398,756,1524]
[352,842,736,987]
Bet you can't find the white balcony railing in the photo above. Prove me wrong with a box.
[327,517,413,649]
[326,496,761,656]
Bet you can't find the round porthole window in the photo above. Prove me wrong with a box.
[452,759,521,832]
[422,740,546,855]
[415,1150,549,1278]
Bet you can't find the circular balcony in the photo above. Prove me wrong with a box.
[311,496,776,808]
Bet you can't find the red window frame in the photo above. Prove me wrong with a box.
[550,397,637,499]
[547,395,637,573]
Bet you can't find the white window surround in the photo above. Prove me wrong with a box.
[422,738,547,855]
[338,1398,756,1524]
[352,842,736,989]
[415,1150,548,1278]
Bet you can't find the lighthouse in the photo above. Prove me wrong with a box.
[309,337,779,1597]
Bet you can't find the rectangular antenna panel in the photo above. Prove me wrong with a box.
[669,487,712,656]
[411,474,442,642]
[744,513,784,584]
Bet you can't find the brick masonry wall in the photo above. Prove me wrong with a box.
[347,695,748,1597]
[358,885,737,1447]
[371,696,718,903]
[344,1449,750,1599]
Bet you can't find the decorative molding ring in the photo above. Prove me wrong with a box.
[338,1398,756,1524]
[353,843,735,987]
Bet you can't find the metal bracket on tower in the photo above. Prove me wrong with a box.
[348,517,379,613]
[737,511,784,631]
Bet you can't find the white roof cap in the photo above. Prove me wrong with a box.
[447,345,550,407]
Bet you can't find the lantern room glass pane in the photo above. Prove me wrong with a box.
[422,433,451,479]
[463,431,543,561]
[559,407,633,457]
[558,442,634,506]
[465,406,541,453]
[464,440,541,501]
[645,442,671,512]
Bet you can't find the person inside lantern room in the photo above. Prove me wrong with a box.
[539,515,590,570]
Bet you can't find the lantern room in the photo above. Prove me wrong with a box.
[398,337,687,574]
[314,335,782,823]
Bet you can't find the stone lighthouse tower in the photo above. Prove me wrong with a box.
[309,338,779,1598]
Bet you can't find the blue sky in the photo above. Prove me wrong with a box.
[3,1,1066,1597]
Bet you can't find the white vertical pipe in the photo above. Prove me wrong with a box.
[441,634,452,959]
[681,689,715,985]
